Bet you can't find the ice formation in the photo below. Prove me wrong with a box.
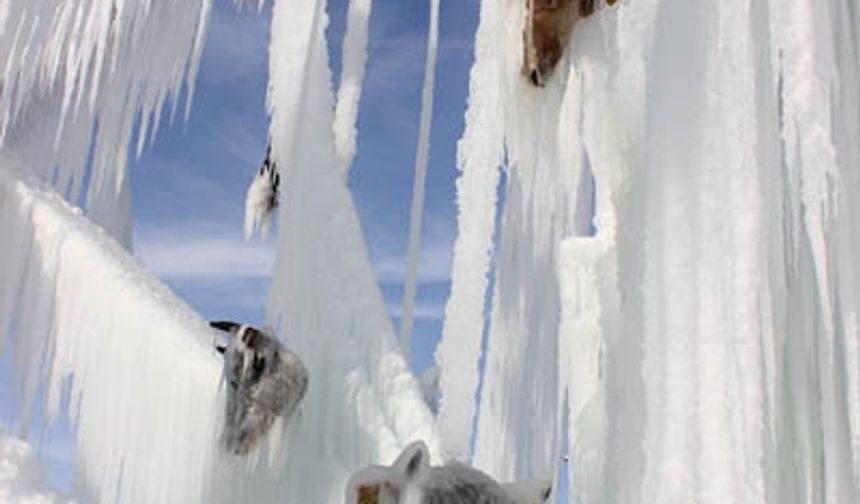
[0,0,858,503]
[0,159,222,504]
[438,1,860,504]
[400,0,440,358]
[346,440,552,504]
[333,0,373,174]
[264,0,441,500]
[244,148,280,240]
[1,0,440,502]
[0,0,213,245]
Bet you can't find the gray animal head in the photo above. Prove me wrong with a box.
[346,441,552,504]
[210,321,308,455]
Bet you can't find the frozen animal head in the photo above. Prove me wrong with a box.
[210,321,308,455]
[522,0,617,87]
[346,441,430,504]
[346,441,552,504]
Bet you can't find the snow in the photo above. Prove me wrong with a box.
[399,0,440,359]
[0,433,76,504]
[0,0,212,245]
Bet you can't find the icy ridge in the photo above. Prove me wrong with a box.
[0,157,222,504]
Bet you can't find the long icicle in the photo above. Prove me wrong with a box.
[333,0,374,174]
[399,0,440,358]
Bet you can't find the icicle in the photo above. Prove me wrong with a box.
[263,0,440,501]
[398,0,439,361]
[0,161,223,504]
[0,0,213,245]
[333,0,373,174]
[434,0,505,463]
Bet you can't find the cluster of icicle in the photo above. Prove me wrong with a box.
[0,160,224,504]
[0,0,212,245]
[435,1,860,504]
[0,0,441,502]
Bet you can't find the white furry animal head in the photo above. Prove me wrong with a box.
[346,441,430,504]
[346,441,552,504]
[243,147,280,241]
[210,321,308,455]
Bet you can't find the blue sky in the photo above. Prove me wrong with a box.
[3,0,478,492]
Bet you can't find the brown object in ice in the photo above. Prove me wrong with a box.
[522,0,618,87]
[357,484,381,504]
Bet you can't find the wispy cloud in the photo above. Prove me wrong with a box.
[135,225,275,279]
[201,3,270,85]
[136,215,455,285]
[373,239,453,284]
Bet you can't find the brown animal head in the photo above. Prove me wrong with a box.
[523,0,617,86]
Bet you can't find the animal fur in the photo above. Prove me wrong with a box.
[211,321,308,455]
[346,441,552,504]
[522,0,618,87]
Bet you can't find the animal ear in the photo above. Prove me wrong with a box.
[210,321,241,334]
[543,484,553,501]
[393,441,429,480]
[405,450,423,478]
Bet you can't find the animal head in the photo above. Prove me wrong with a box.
[524,0,577,87]
[523,0,617,87]
[346,441,430,504]
[501,479,553,504]
[211,321,280,386]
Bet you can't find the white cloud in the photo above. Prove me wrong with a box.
[135,225,275,279]
[372,230,453,284]
[135,217,454,285]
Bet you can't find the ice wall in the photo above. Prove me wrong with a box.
[264,0,440,501]
[0,0,212,245]
[0,158,223,504]
[440,0,860,503]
